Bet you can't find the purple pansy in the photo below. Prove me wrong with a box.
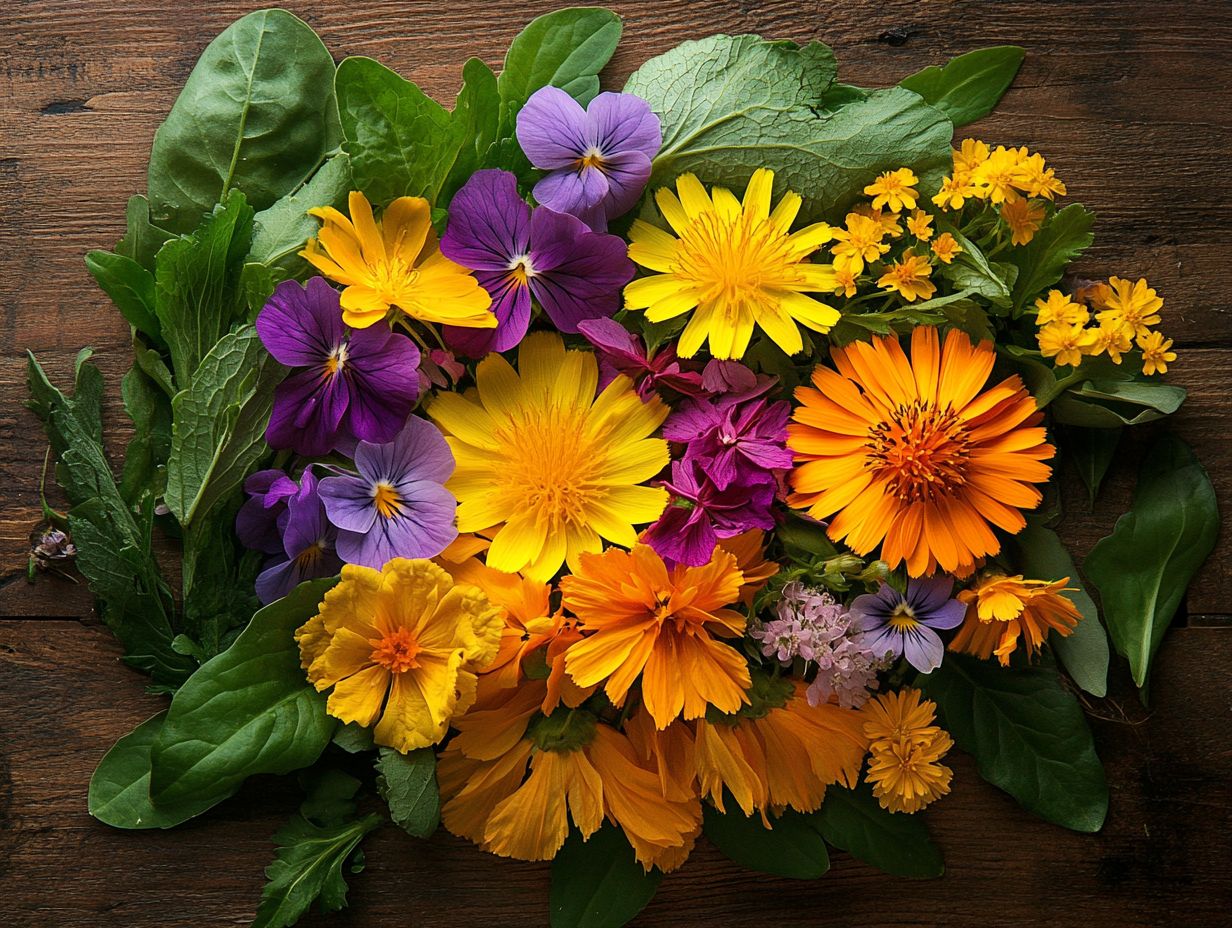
[440,169,634,357]
[318,416,458,569]
[849,577,967,673]
[576,318,705,400]
[236,469,300,555]
[257,277,421,456]
[516,87,661,231]
[641,459,775,567]
[253,469,343,605]
[664,394,794,490]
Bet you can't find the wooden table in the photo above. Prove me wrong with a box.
[2,1,1229,925]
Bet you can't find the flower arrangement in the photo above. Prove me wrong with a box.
[26,7,1220,927]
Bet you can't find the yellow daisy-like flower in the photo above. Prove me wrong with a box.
[1138,330,1177,375]
[1037,321,1097,367]
[302,191,495,330]
[296,558,502,753]
[1000,198,1046,245]
[863,167,919,212]
[953,138,990,174]
[624,169,840,359]
[427,332,669,582]
[1034,290,1088,327]
[833,265,859,298]
[931,174,976,211]
[831,213,891,275]
[905,209,934,241]
[1088,321,1133,364]
[1096,276,1163,338]
[971,145,1025,204]
[877,250,936,302]
[929,231,963,264]
[853,204,903,238]
[951,573,1081,665]
[862,688,953,814]
[1014,152,1067,200]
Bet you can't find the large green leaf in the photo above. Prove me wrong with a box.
[1052,378,1187,428]
[811,781,944,878]
[498,7,622,116]
[248,153,352,275]
[899,46,1025,127]
[85,250,161,344]
[917,653,1108,832]
[1064,424,1121,506]
[1085,435,1218,688]
[441,58,502,200]
[1006,203,1095,311]
[376,747,440,839]
[147,9,340,233]
[550,826,662,928]
[626,35,953,222]
[702,806,829,879]
[149,578,338,809]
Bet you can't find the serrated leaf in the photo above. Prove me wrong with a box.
[1007,203,1095,311]
[811,781,944,878]
[248,153,352,274]
[900,46,1025,127]
[550,825,662,928]
[702,806,829,879]
[375,747,440,838]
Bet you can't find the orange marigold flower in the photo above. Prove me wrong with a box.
[787,326,1055,577]
[862,688,953,813]
[951,573,1081,665]
[876,249,936,302]
[929,231,963,264]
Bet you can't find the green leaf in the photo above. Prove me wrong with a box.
[1085,435,1219,689]
[550,825,663,928]
[917,653,1108,832]
[179,500,263,658]
[89,711,219,829]
[498,8,622,114]
[118,359,172,509]
[332,722,375,754]
[116,194,173,271]
[702,806,829,879]
[1010,521,1108,697]
[85,250,162,344]
[626,35,953,222]
[1007,203,1095,311]
[937,229,1015,308]
[1065,424,1121,505]
[899,46,1025,127]
[375,747,440,838]
[248,153,352,274]
[147,9,340,233]
[149,578,339,810]
[153,190,255,386]
[441,58,502,201]
[777,513,839,561]
[811,781,944,878]
[1052,378,1187,428]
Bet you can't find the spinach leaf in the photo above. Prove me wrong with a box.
[248,153,353,275]
[115,194,173,272]
[900,46,1025,127]
[811,781,944,877]
[1052,378,1187,428]
[85,250,162,345]
[550,825,662,928]
[375,747,440,838]
[702,806,829,879]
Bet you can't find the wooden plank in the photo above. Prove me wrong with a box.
[2,617,1228,926]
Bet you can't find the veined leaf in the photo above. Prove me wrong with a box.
[900,46,1025,127]
[1052,378,1187,428]
[376,747,440,839]
[1007,203,1095,311]
[249,153,352,275]
[811,781,944,878]
[442,58,502,201]
[498,7,622,119]
[115,194,173,272]
[550,825,662,928]
[702,806,829,879]
[85,250,161,344]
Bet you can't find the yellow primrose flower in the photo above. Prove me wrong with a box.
[830,214,890,275]
[296,559,502,753]
[1088,321,1133,364]
[1096,276,1163,338]
[1000,198,1046,245]
[953,138,991,174]
[863,167,919,212]
[833,265,859,298]
[905,209,934,241]
[303,190,495,330]
[971,145,1025,204]
[1014,152,1067,200]
[624,169,840,359]
[1138,331,1177,375]
[929,231,963,264]
[876,250,936,302]
[931,174,976,211]
[1037,321,1097,367]
[1034,290,1089,327]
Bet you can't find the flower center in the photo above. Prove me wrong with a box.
[867,401,971,503]
[324,341,349,377]
[507,254,536,288]
[372,482,403,519]
[295,541,326,568]
[575,148,607,172]
[370,627,422,674]
[887,603,920,632]
[370,255,419,303]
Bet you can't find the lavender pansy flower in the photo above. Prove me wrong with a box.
[665,394,794,490]
[236,469,301,555]
[253,468,343,605]
[440,169,634,357]
[258,277,421,456]
[849,577,967,673]
[576,318,705,400]
[516,87,661,231]
[318,416,458,569]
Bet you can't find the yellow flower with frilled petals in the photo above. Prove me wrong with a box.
[1096,276,1163,339]
[1034,290,1088,327]
[863,168,919,212]
[971,145,1026,204]
[1000,198,1046,245]
[862,688,953,814]
[905,209,934,241]
[1138,331,1177,375]
[1038,321,1097,367]
[877,250,936,302]
[929,232,963,264]
[831,213,891,275]
[951,573,1081,665]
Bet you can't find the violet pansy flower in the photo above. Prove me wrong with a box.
[253,469,344,605]
[576,318,705,400]
[318,416,458,569]
[516,87,661,231]
[257,277,421,456]
[236,469,300,555]
[440,169,634,357]
[849,577,967,673]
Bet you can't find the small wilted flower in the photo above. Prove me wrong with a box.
[28,527,77,581]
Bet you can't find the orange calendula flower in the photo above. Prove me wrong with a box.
[717,529,780,607]
[951,573,1081,665]
[296,558,502,752]
[863,167,919,212]
[1034,290,1088,327]
[1038,321,1097,367]
[830,213,891,275]
[1138,331,1177,375]
[929,231,963,264]
[862,688,953,814]
[905,209,934,241]
[877,250,936,302]
[561,544,750,729]
[302,191,495,330]
[788,326,1055,577]
[1000,198,1046,245]
[1096,276,1163,338]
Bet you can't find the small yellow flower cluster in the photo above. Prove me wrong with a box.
[1034,277,1176,374]
[862,688,954,814]
[932,139,1066,246]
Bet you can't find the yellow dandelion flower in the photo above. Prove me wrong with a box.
[905,209,935,241]
[953,138,991,174]
[1096,276,1163,338]
[302,191,495,330]
[929,231,963,264]
[1013,152,1067,200]
[1138,331,1177,375]
[625,169,840,359]
[831,213,891,275]
[1037,321,1097,367]
[1034,290,1089,327]
[876,250,936,302]
[952,573,1081,665]
[862,688,953,814]
[931,174,976,211]
[427,332,669,582]
[864,167,920,212]
[971,145,1025,204]
[1000,198,1046,245]
[1088,321,1133,364]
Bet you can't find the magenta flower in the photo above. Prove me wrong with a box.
[516,87,661,231]
[664,394,794,490]
[318,416,458,569]
[257,277,421,457]
[440,169,634,357]
[849,577,967,673]
[576,318,705,400]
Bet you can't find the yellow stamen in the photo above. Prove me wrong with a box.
[887,604,920,632]
[373,483,402,519]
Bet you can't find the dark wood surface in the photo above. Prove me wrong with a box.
[1,1,1230,925]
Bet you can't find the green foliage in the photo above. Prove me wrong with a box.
[147,9,340,233]
[1006,203,1095,311]
[550,825,662,928]
[442,58,503,199]
[115,194,173,271]
[811,781,944,878]
[937,229,1015,308]
[149,579,339,810]
[117,359,172,509]
[375,747,440,838]
[248,153,353,275]
[1065,424,1121,505]
[85,249,161,345]
[702,806,829,879]
[1052,378,1187,428]
[253,770,382,928]
[626,35,953,222]
[900,46,1025,127]
[1085,435,1219,689]
[918,653,1108,832]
